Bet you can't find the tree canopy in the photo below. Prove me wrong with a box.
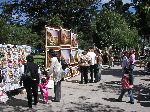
[92,9,138,49]
[0,0,146,50]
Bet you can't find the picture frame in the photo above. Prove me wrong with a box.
[60,28,71,45]
[71,33,78,48]
[46,27,60,47]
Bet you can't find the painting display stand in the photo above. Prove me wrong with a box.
[45,26,79,80]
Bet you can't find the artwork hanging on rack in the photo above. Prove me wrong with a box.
[71,49,78,63]
[61,29,71,45]
[71,33,78,48]
[60,48,71,64]
[46,27,60,46]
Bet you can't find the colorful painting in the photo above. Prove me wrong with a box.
[46,27,60,46]
[61,48,71,63]
[61,29,71,45]
[71,49,78,63]
[71,33,78,48]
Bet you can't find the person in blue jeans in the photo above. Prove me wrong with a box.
[117,68,134,104]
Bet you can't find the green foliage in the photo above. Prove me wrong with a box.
[132,0,150,36]
[47,15,64,27]
[0,18,39,47]
[33,55,45,67]
[0,0,142,50]
[94,9,139,48]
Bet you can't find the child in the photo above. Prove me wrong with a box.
[117,68,134,104]
[38,77,49,104]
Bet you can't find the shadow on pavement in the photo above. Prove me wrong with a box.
[38,94,54,103]
[141,78,150,81]
[66,80,80,83]
[134,84,150,107]
[102,68,142,78]
[97,81,121,94]
[102,98,126,103]
[66,102,125,112]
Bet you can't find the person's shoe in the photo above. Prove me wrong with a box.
[128,101,134,104]
[116,99,122,102]
[52,99,60,102]
[79,82,83,84]
[94,80,98,83]
[89,80,93,83]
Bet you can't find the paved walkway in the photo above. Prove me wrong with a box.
[0,65,150,112]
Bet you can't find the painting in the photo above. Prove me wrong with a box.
[71,33,78,48]
[60,48,71,64]
[46,27,60,46]
[61,29,71,45]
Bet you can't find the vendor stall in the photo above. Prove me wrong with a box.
[0,44,31,91]
[45,26,79,79]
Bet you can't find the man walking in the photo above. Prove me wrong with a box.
[87,47,96,83]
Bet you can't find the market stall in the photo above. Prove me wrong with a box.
[0,44,31,91]
[45,26,79,79]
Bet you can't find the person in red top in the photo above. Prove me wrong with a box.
[117,68,134,104]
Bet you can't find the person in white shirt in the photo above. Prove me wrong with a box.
[48,49,64,102]
[87,47,96,83]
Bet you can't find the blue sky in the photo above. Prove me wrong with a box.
[101,0,132,4]
[101,0,135,13]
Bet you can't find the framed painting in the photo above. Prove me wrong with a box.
[60,48,71,64]
[60,29,71,45]
[46,27,60,46]
[71,48,78,63]
[71,33,78,48]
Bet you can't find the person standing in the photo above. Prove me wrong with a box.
[78,50,90,84]
[129,50,135,84]
[121,51,129,73]
[108,51,114,68]
[87,47,96,83]
[48,49,64,102]
[20,55,40,109]
[117,68,134,104]
[95,49,103,82]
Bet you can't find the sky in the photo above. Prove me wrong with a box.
[101,0,132,4]
[100,0,135,13]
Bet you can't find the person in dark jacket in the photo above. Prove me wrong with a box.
[20,55,40,108]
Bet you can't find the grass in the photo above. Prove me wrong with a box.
[33,54,45,67]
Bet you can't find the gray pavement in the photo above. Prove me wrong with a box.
[0,65,150,112]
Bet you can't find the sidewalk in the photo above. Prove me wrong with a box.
[0,65,150,112]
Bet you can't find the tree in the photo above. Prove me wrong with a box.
[132,0,150,36]
[93,9,138,49]
[0,17,39,47]
[0,18,10,44]
[1,0,99,48]
[6,25,40,47]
